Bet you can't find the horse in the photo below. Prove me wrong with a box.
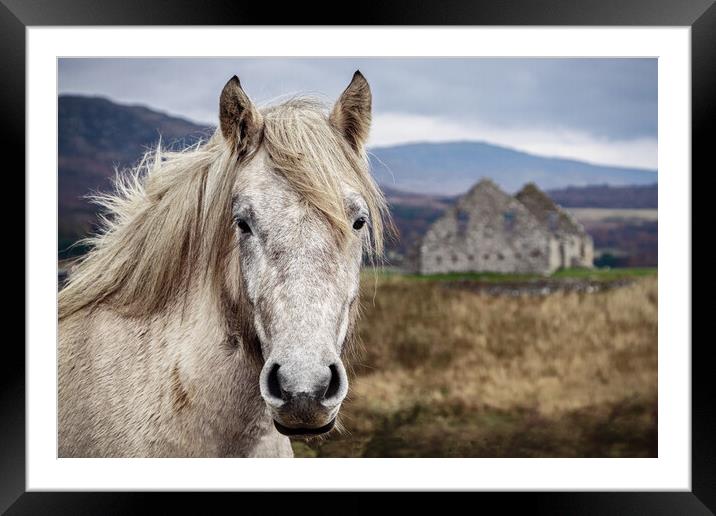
[58,71,387,457]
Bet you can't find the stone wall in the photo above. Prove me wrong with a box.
[515,182,594,270]
[555,234,594,269]
[418,180,558,275]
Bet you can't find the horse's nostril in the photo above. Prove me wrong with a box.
[324,364,341,400]
[267,363,282,399]
[262,361,345,408]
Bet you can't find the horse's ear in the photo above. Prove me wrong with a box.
[330,70,372,153]
[219,75,262,157]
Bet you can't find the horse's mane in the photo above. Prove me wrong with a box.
[59,98,388,320]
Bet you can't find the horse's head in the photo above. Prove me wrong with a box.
[219,72,383,437]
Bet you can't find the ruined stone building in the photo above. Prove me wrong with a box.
[515,182,594,271]
[416,179,593,275]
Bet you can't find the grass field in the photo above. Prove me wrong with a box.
[293,269,657,457]
[567,208,658,222]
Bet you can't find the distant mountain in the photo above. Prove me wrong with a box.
[58,95,211,256]
[369,141,657,195]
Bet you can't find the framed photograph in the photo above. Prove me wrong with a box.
[7,0,713,512]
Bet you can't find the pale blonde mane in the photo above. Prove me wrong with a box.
[58,98,388,320]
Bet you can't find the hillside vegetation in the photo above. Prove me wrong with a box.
[293,272,657,457]
[547,183,657,209]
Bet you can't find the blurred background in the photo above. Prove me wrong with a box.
[58,58,657,457]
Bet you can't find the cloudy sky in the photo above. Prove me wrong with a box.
[58,58,657,170]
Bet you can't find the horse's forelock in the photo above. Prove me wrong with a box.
[260,98,389,257]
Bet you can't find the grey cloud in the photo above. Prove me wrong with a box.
[59,57,656,142]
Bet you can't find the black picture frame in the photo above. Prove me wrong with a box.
[5,0,712,513]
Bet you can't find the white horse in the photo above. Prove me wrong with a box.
[58,71,387,457]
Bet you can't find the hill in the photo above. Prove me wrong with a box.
[58,95,211,256]
[369,141,657,195]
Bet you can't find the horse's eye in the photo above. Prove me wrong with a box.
[353,217,367,230]
[236,218,252,235]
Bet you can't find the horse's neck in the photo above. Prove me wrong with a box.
[159,284,270,448]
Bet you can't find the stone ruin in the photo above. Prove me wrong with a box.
[416,179,593,275]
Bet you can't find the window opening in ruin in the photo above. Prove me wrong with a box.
[456,210,470,235]
[503,211,516,232]
[548,212,559,232]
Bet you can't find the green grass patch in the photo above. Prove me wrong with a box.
[551,267,657,280]
[364,267,656,283]
[403,271,542,283]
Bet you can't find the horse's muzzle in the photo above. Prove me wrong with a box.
[273,417,336,437]
[268,392,340,437]
[259,358,348,435]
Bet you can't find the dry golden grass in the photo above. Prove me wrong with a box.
[294,274,657,458]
